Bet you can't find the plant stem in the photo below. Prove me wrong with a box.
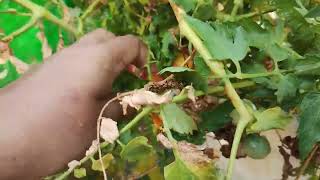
[119,106,154,134]
[226,120,248,180]
[80,0,101,20]
[55,142,109,180]
[2,16,38,41]
[172,81,255,103]
[168,2,253,179]
[0,9,32,16]
[11,0,79,37]
[231,0,243,18]
[209,71,282,80]
[235,8,276,20]
[296,145,319,180]
[77,0,102,34]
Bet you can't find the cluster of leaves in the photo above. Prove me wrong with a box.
[1,0,320,179]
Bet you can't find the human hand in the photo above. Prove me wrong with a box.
[0,29,147,179]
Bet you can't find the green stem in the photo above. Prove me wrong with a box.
[168,2,253,179]
[55,142,109,180]
[172,81,255,103]
[231,0,243,18]
[0,9,32,16]
[80,0,101,20]
[12,0,79,37]
[216,8,276,22]
[209,71,282,79]
[119,106,154,134]
[2,16,38,41]
[226,120,248,180]
[146,50,153,81]
[235,8,276,20]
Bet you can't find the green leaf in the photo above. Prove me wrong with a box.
[193,0,214,21]
[294,56,320,76]
[184,15,249,62]
[43,3,62,52]
[247,107,293,133]
[120,136,153,162]
[61,29,75,46]
[305,6,320,18]
[9,27,43,63]
[0,60,20,88]
[175,71,208,92]
[74,168,86,178]
[161,103,197,134]
[275,75,298,103]
[173,0,196,12]
[0,1,43,63]
[161,31,176,59]
[164,158,197,180]
[0,1,29,34]
[199,101,234,132]
[298,93,320,160]
[241,19,298,61]
[91,154,114,171]
[164,141,217,180]
[194,55,211,77]
[159,66,194,74]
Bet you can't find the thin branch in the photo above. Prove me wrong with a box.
[80,0,102,20]
[231,0,243,18]
[296,145,319,180]
[55,142,109,180]
[0,9,32,16]
[2,16,38,41]
[12,0,79,37]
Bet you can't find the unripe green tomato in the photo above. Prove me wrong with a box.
[243,134,271,159]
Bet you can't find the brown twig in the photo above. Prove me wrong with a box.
[296,145,319,180]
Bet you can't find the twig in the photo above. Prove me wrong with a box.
[55,142,109,180]
[296,145,319,180]
[80,0,102,20]
[231,0,243,18]
[8,0,79,39]
[2,16,38,41]
[0,9,32,16]
[78,0,103,34]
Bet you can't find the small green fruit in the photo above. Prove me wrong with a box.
[243,134,271,159]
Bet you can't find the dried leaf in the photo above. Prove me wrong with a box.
[67,160,81,172]
[157,133,173,149]
[185,85,196,102]
[100,118,119,143]
[120,90,172,114]
[85,139,99,156]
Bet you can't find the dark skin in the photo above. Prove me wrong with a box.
[0,29,147,180]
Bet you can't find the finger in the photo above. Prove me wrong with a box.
[76,29,116,46]
[103,35,147,78]
[89,35,147,99]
